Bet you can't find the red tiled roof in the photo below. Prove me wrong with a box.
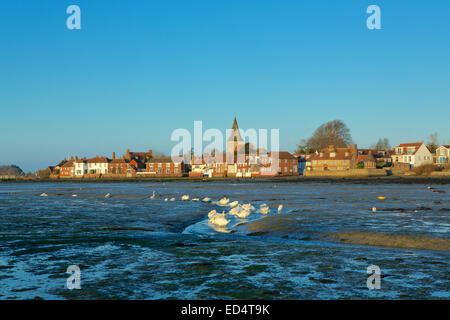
[268,151,295,159]
[61,160,74,168]
[86,157,109,163]
[309,146,356,161]
[398,143,423,147]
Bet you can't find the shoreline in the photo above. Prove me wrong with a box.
[1,175,450,184]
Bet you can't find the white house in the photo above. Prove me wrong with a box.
[74,159,88,176]
[392,143,433,168]
[86,157,109,175]
[436,145,450,164]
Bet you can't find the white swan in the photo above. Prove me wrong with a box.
[229,200,239,208]
[218,197,230,206]
[236,208,251,219]
[228,206,241,216]
[169,198,175,201]
[72,194,78,197]
[209,212,230,227]
[150,191,156,200]
[202,197,211,203]
[192,198,199,202]
[181,195,189,201]
[105,193,111,198]
[208,209,217,219]
[164,198,168,202]
[259,206,270,214]
[278,204,283,212]
[40,193,48,197]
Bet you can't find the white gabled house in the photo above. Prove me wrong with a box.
[391,143,433,168]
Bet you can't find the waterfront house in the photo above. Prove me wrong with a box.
[391,143,433,168]
[74,158,88,176]
[358,149,393,166]
[261,151,298,176]
[356,151,377,168]
[60,159,75,177]
[86,156,109,175]
[435,145,450,164]
[308,145,358,171]
[146,157,185,177]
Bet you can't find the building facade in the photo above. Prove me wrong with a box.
[392,143,433,168]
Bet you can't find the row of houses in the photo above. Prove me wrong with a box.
[297,143,450,173]
[47,117,450,178]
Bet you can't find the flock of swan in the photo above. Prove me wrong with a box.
[168,194,285,228]
[39,191,284,229]
[161,193,284,229]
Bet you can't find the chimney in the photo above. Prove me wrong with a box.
[112,152,116,160]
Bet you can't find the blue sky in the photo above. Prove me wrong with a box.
[1,0,449,172]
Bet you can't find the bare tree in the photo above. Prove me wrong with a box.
[299,120,353,152]
[426,132,439,153]
[371,138,391,150]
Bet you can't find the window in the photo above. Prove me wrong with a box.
[166,169,170,174]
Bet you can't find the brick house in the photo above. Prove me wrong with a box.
[146,157,185,177]
[261,151,298,176]
[108,153,128,176]
[60,159,75,177]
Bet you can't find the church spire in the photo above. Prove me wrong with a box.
[232,116,239,131]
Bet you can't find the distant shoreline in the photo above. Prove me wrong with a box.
[1,175,450,184]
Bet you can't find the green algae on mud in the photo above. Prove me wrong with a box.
[325,232,450,252]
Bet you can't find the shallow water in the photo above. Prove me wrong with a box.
[0,181,448,299]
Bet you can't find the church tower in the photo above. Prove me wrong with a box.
[226,116,244,163]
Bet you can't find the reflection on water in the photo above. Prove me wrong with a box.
[0,181,448,299]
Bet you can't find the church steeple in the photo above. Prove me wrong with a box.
[232,116,239,131]
[228,116,243,142]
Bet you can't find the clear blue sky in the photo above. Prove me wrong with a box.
[1,0,449,172]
